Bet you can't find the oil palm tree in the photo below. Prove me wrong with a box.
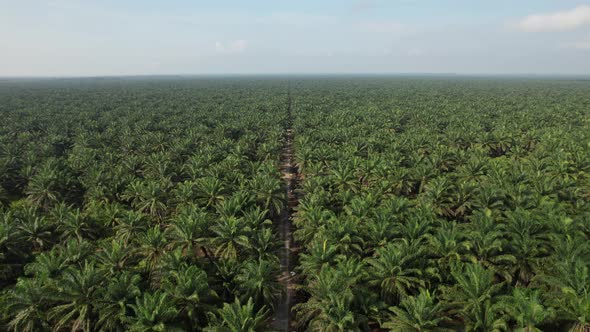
[368,242,425,304]
[48,262,106,331]
[162,265,217,329]
[540,258,590,332]
[95,272,141,332]
[58,238,95,267]
[166,210,210,258]
[234,258,282,308]
[501,288,552,332]
[136,226,168,275]
[294,265,365,332]
[95,239,137,276]
[250,228,280,263]
[3,278,51,332]
[426,221,469,280]
[363,212,397,252]
[128,291,183,332]
[114,210,149,245]
[504,208,552,286]
[209,217,252,259]
[442,263,505,332]
[17,215,54,253]
[324,216,364,256]
[0,214,26,282]
[383,289,451,332]
[195,177,226,208]
[121,180,170,221]
[465,210,515,282]
[205,297,271,332]
[24,249,68,279]
[330,162,359,194]
[55,206,99,243]
[249,174,284,218]
[214,190,253,219]
[25,159,63,211]
[298,238,340,276]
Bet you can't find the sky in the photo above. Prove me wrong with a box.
[1,0,590,76]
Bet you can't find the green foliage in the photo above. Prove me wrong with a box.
[1,77,590,331]
[383,289,451,332]
[205,297,272,332]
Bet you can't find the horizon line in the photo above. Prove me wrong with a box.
[1,72,590,80]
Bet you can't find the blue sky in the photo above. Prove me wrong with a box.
[1,0,590,76]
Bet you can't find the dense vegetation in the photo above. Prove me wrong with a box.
[0,78,289,331]
[0,77,589,331]
[291,78,590,331]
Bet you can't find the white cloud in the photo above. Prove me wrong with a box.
[517,5,590,32]
[214,39,248,54]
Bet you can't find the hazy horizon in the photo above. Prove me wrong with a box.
[2,0,590,77]
[3,73,590,80]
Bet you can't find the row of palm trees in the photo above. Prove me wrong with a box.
[0,78,292,331]
[290,78,590,331]
[1,77,589,331]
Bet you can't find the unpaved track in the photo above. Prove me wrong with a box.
[271,85,298,331]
